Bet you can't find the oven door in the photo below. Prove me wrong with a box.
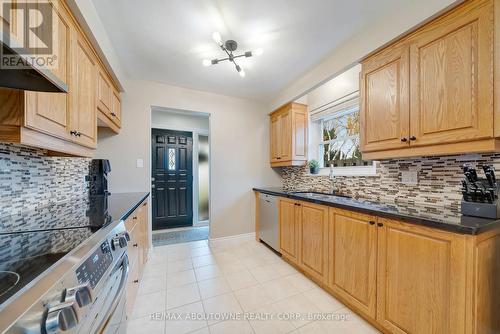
[77,253,129,334]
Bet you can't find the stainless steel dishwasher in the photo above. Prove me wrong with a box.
[259,193,280,252]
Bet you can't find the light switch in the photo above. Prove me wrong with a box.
[401,170,418,185]
[136,159,144,168]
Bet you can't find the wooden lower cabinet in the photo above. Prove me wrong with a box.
[279,198,300,265]
[125,199,150,319]
[299,202,328,283]
[376,218,467,334]
[328,208,377,319]
[271,195,500,334]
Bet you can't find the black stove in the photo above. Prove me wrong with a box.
[0,195,112,306]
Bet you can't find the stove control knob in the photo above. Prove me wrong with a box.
[45,301,79,334]
[112,235,128,249]
[66,283,93,307]
[118,235,128,248]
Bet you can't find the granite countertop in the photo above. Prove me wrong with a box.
[253,187,500,235]
[0,192,150,234]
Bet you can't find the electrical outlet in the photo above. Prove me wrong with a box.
[401,170,418,185]
[136,159,144,168]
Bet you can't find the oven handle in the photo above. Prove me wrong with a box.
[95,252,129,332]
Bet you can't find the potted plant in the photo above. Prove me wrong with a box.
[308,160,320,174]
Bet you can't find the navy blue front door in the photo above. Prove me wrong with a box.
[152,129,193,230]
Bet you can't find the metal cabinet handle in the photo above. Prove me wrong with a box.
[133,279,139,283]
[369,221,375,225]
[409,136,416,141]
[110,112,116,117]
[70,130,77,136]
[133,243,138,247]
[377,222,384,227]
[400,137,407,142]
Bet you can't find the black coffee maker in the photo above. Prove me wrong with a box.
[88,159,111,196]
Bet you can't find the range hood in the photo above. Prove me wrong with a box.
[0,42,68,93]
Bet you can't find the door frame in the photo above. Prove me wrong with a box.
[149,107,211,231]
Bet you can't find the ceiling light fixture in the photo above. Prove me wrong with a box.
[202,32,262,78]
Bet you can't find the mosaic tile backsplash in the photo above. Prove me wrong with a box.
[0,143,90,217]
[280,154,500,215]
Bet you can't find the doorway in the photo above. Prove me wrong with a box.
[151,129,193,230]
[150,107,210,246]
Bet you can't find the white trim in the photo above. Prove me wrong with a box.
[310,91,359,122]
[208,232,256,244]
[149,108,211,236]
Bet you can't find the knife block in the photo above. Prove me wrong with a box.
[461,199,500,219]
[461,182,500,219]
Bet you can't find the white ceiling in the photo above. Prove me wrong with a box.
[92,0,405,101]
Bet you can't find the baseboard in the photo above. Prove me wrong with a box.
[208,232,256,244]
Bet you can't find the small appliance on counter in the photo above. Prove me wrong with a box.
[461,164,500,219]
[88,159,111,196]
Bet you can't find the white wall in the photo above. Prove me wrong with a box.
[306,64,361,113]
[96,80,281,239]
[151,109,209,133]
[270,0,462,110]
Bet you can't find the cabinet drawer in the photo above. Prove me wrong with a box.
[125,258,140,319]
[127,224,140,270]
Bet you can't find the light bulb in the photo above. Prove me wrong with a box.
[212,32,222,45]
[254,48,263,56]
[202,59,211,67]
[239,70,246,78]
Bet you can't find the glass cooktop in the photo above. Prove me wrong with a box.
[0,195,112,306]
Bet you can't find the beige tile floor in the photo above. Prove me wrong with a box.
[126,237,381,334]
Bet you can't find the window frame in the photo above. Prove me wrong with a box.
[314,100,377,177]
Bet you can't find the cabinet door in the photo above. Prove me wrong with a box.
[279,110,292,161]
[270,114,281,163]
[360,42,410,152]
[377,218,467,334]
[291,106,308,161]
[140,200,149,264]
[279,198,299,264]
[111,90,121,126]
[328,209,377,318]
[25,1,72,140]
[97,70,112,113]
[299,202,328,283]
[71,33,97,148]
[1,0,23,48]
[409,0,493,147]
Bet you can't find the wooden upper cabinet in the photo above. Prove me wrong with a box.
[408,0,493,147]
[111,90,121,124]
[328,208,377,319]
[96,64,121,132]
[24,0,72,141]
[361,0,498,159]
[279,198,300,264]
[360,42,410,152]
[377,218,467,334]
[97,70,112,113]
[270,114,281,162]
[299,202,328,283]
[71,34,97,148]
[279,110,292,161]
[269,102,308,167]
